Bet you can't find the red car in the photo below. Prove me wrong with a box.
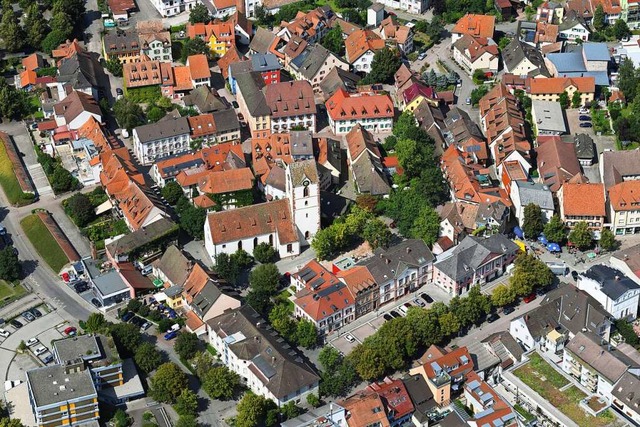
[61,272,70,283]
[523,293,537,303]
[64,326,77,336]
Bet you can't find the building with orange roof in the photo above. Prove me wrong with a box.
[217,47,246,80]
[535,135,582,192]
[292,260,355,333]
[341,377,415,427]
[451,14,496,43]
[52,39,84,63]
[16,69,37,90]
[344,125,391,195]
[22,53,45,71]
[464,371,517,427]
[325,89,394,135]
[526,76,595,104]
[196,168,254,200]
[345,29,386,71]
[337,266,379,317]
[376,17,414,54]
[276,7,333,44]
[558,182,606,233]
[204,160,320,260]
[452,35,499,76]
[607,181,640,235]
[77,116,121,153]
[340,391,390,427]
[187,21,236,57]
[591,0,622,23]
[193,194,217,209]
[534,21,559,45]
[187,54,211,88]
[123,60,164,89]
[410,345,475,406]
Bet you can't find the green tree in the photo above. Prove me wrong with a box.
[84,313,108,333]
[439,311,461,336]
[295,319,318,348]
[65,193,95,227]
[472,69,487,84]
[175,389,199,417]
[281,402,304,421]
[105,57,123,77]
[157,318,176,333]
[24,3,47,49]
[134,342,163,373]
[0,7,24,52]
[363,218,392,249]
[613,19,632,41]
[306,393,321,407]
[51,166,77,193]
[109,323,142,356]
[568,221,593,250]
[151,362,189,403]
[214,252,240,283]
[510,253,554,295]
[41,29,68,54]
[491,283,516,307]
[0,79,30,119]
[189,3,211,24]
[181,37,209,63]
[253,242,277,263]
[113,98,145,131]
[599,227,616,251]
[236,393,277,427]
[146,106,166,123]
[161,181,184,205]
[593,4,606,31]
[269,304,296,339]
[0,418,25,427]
[360,48,402,84]
[311,227,337,260]
[180,206,207,240]
[410,206,440,246]
[470,85,489,106]
[175,415,199,427]
[0,246,21,281]
[49,11,73,40]
[203,366,240,400]
[247,263,280,314]
[522,203,544,239]
[174,332,201,360]
[321,26,345,56]
[543,215,566,244]
[318,347,359,397]
[572,90,582,108]
[558,91,570,109]
[111,409,132,427]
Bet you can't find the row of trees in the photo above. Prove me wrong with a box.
[0,0,85,53]
[490,254,555,306]
[311,205,391,260]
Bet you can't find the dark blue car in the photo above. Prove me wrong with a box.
[164,330,178,340]
[121,312,134,322]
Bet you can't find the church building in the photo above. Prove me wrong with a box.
[204,159,320,261]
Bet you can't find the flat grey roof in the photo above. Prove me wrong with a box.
[54,335,101,363]
[93,270,129,297]
[26,365,97,408]
[532,100,567,133]
[99,358,144,401]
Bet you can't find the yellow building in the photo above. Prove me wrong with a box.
[526,76,595,105]
[186,22,235,57]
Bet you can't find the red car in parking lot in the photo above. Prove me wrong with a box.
[523,293,537,303]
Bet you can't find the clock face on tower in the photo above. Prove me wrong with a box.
[302,179,310,187]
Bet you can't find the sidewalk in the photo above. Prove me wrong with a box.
[0,293,41,321]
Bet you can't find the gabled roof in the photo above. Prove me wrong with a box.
[609,181,640,212]
[526,76,595,95]
[135,116,190,143]
[319,67,361,98]
[452,35,499,63]
[566,331,638,383]
[561,182,605,217]
[290,44,340,80]
[53,91,102,126]
[22,53,45,71]
[249,27,280,55]
[235,71,270,116]
[502,39,549,76]
[536,136,581,192]
[218,46,245,80]
[360,239,434,285]
[601,149,640,189]
[452,13,495,38]
[612,372,640,414]
[345,29,385,63]
[187,54,211,80]
[155,245,192,287]
[197,167,254,194]
[344,125,390,195]
[582,264,640,300]
[264,80,316,119]
[326,89,394,121]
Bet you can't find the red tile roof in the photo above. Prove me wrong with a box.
[452,14,496,38]
[197,167,254,194]
[325,89,394,121]
[264,80,316,119]
[218,47,246,79]
[345,29,385,63]
[562,182,606,217]
[22,53,45,71]
[187,54,211,80]
[193,194,217,209]
[526,76,595,95]
[367,378,415,421]
[420,345,474,380]
[188,113,217,138]
[608,181,640,211]
[536,136,581,192]
[124,60,163,88]
[402,82,437,105]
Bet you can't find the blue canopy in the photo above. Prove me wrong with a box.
[547,243,561,252]
[514,226,524,239]
[538,235,548,245]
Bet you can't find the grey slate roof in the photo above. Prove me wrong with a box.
[566,331,639,383]
[434,235,519,282]
[207,305,320,400]
[582,264,640,300]
[514,181,554,210]
[360,239,434,284]
[235,71,270,116]
[351,151,391,195]
[600,149,640,189]
[319,67,361,98]
[249,27,278,54]
[502,39,550,77]
[559,10,588,31]
[134,116,190,143]
[156,245,192,286]
[612,371,640,414]
[26,365,97,408]
[191,281,223,318]
[212,109,240,133]
[290,44,333,80]
[289,159,319,186]
[250,53,281,72]
[290,131,313,157]
[402,374,436,423]
[58,51,103,91]
[573,133,595,160]
[184,85,229,113]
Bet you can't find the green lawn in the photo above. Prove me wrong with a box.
[275,288,294,312]
[0,280,27,306]
[20,214,70,273]
[0,139,35,206]
[514,354,617,427]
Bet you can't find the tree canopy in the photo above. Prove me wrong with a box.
[522,203,544,239]
[360,48,402,85]
[151,362,189,403]
[189,3,211,24]
[568,221,593,250]
[202,366,240,400]
[0,246,21,282]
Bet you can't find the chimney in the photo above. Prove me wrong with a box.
[406,247,411,254]
[615,275,620,281]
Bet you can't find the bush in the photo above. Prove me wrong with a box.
[253,242,277,263]
[64,193,95,227]
[157,318,175,332]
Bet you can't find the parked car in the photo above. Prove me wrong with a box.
[420,293,434,304]
[388,310,400,318]
[43,354,54,364]
[413,298,426,308]
[121,312,134,322]
[232,101,239,109]
[398,304,410,316]
[579,115,591,121]
[571,270,579,280]
[61,272,70,283]
[237,113,244,121]
[34,346,47,356]
[487,313,499,323]
[418,52,427,61]
[502,306,515,315]
[10,320,22,329]
[0,224,5,235]
[26,338,39,346]
[30,308,42,318]
[141,321,152,331]
[74,282,88,293]
[22,312,35,322]
[164,330,178,340]
[579,108,589,114]
[115,88,123,97]
[465,97,471,105]
[64,326,77,336]
[579,122,593,128]
[129,316,144,326]
[91,298,102,308]
[344,333,356,343]
[0,329,10,338]
[383,313,393,321]
[523,293,537,303]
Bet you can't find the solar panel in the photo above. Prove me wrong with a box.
[467,380,480,390]
[253,355,276,379]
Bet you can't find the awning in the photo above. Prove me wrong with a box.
[95,199,113,215]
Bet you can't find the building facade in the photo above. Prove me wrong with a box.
[133,117,191,165]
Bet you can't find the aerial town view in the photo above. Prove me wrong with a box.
[1,0,640,426]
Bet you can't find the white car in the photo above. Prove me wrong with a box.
[345,333,356,343]
[0,329,10,338]
[26,338,39,347]
[34,346,47,356]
